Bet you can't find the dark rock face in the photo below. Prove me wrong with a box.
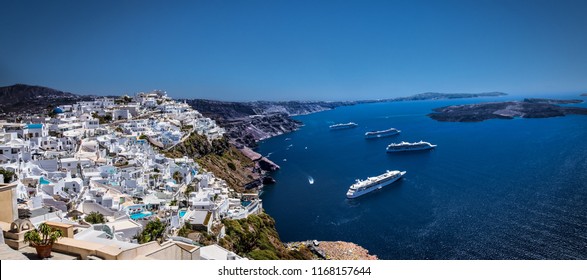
[258,158,280,172]
[429,100,587,122]
[186,99,341,147]
[185,99,350,121]
[262,176,276,184]
[184,99,258,120]
[225,114,302,147]
[0,84,96,116]
[244,178,263,190]
[523,98,583,104]
[245,101,352,116]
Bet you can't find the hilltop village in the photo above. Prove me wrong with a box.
[0,90,294,260]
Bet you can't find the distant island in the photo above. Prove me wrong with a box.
[428,98,587,122]
[389,91,506,101]
[581,93,587,97]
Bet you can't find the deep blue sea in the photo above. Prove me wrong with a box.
[257,94,587,260]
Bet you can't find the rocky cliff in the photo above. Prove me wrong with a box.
[219,213,314,260]
[186,99,356,120]
[222,114,302,147]
[186,99,356,147]
[0,84,96,116]
[163,133,262,192]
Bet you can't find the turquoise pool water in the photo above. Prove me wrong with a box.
[26,123,43,129]
[179,210,186,218]
[241,201,251,207]
[130,212,152,220]
[39,177,51,185]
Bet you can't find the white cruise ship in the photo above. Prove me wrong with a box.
[386,141,437,152]
[329,122,358,130]
[365,128,400,139]
[346,170,406,198]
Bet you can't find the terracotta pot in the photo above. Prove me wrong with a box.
[34,243,53,259]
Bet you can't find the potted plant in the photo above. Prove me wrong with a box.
[24,223,63,259]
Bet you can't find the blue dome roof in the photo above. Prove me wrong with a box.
[53,107,64,114]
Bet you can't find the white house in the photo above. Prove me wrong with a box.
[23,123,47,139]
[112,109,131,121]
[57,173,84,194]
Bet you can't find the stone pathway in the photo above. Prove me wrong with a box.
[0,244,28,260]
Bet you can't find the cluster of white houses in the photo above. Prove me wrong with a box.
[0,91,262,260]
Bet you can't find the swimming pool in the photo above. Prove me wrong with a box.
[130,212,152,220]
[39,177,51,185]
[241,200,251,207]
[179,210,186,218]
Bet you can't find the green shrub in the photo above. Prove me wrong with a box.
[24,223,63,246]
[136,219,166,244]
[227,162,236,171]
[0,169,16,183]
[249,249,279,260]
[178,223,192,238]
[84,212,105,224]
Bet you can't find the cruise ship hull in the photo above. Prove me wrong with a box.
[330,125,357,130]
[329,122,358,130]
[386,145,436,152]
[346,171,406,199]
[365,130,400,139]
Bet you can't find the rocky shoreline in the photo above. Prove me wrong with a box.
[286,241,378,260]
[221,113,303,148]
[318,241,378,260]
[428,99,587,122]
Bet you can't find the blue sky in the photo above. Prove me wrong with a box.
[1,0,586,101]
